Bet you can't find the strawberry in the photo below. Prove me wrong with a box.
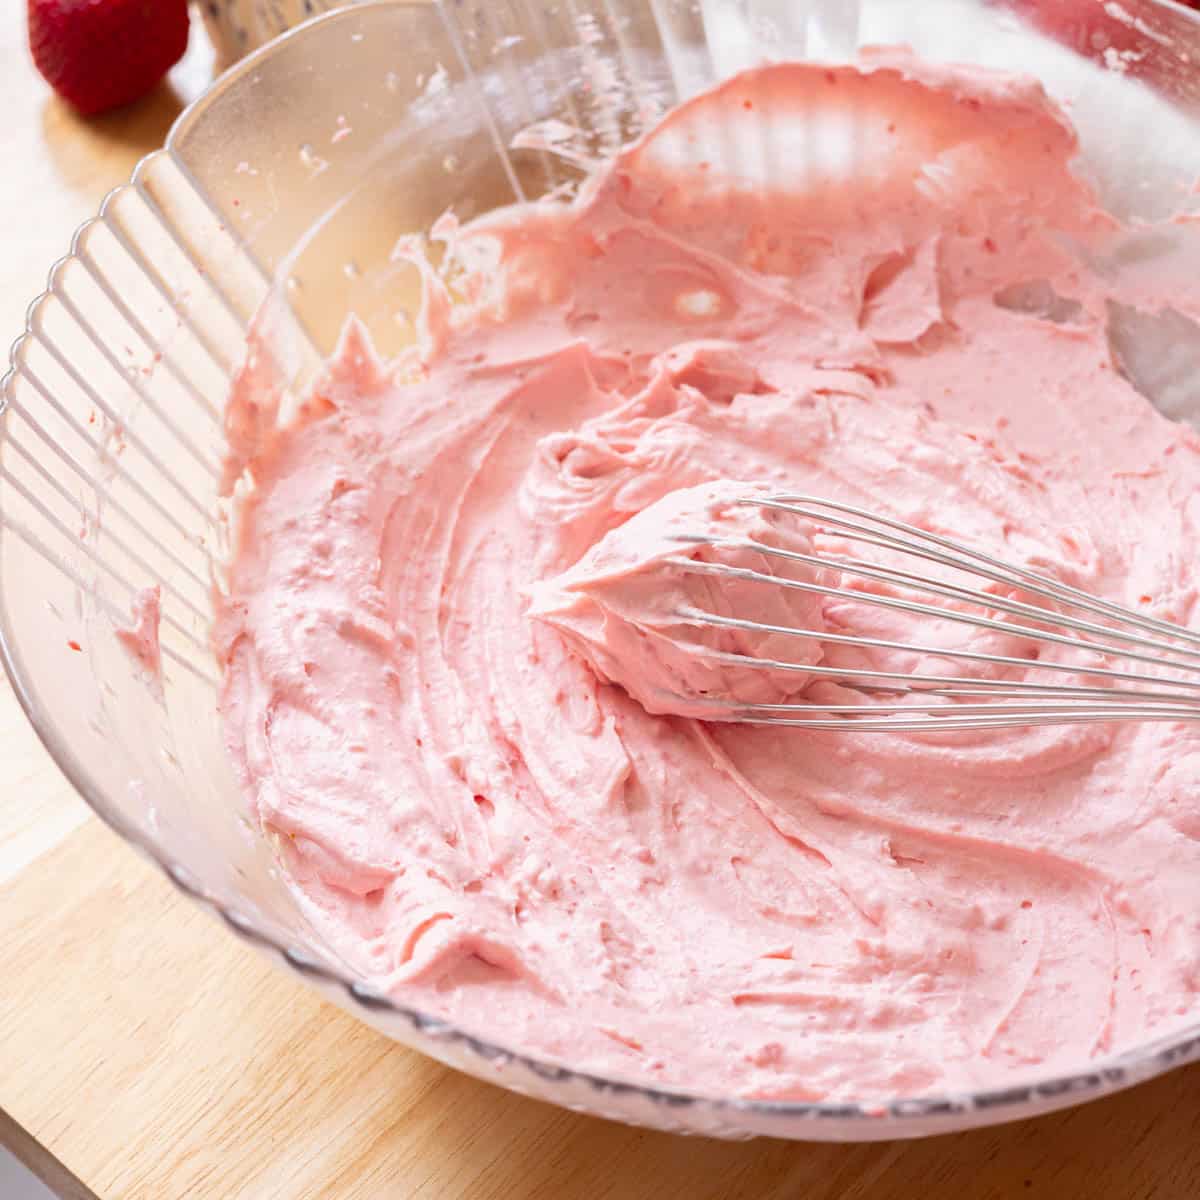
[28,0,190,117]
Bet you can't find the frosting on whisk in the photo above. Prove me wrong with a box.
[527,480,835,717]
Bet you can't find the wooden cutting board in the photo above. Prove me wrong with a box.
[1,9,1199,1199]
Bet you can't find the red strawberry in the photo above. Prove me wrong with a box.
[28,0,190,117]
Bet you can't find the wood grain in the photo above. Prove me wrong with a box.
[0,1109,99,1200]
[0,7,1198,1199]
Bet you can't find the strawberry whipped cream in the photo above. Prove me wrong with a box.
[526,480,834,717]
[215,52,1200,1101]
[116,585,163,680]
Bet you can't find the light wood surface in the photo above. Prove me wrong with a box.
[1,7,1199,1199]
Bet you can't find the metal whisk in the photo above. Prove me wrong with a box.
[670,495,1200,731]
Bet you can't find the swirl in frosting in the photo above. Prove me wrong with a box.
[215,51,1200,1100]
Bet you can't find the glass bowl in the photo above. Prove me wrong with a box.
[4,0,1200,1141]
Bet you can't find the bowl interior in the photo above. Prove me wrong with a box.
[4,0,1200,1138]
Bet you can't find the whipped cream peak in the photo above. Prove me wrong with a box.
[527,480,834,717]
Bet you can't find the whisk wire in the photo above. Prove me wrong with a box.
[666,494,1200,730]
[758,495,1200,649]
[675,557,1200,679]
[676,609,1200,697]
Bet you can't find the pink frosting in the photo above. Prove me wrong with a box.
[526,480,832,716]
[116,585,162,680]
[215,52,1200,1101]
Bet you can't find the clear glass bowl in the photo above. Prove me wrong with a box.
[4,0,1200,1141]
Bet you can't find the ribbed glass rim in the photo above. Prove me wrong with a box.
[2,0,1199,1137]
